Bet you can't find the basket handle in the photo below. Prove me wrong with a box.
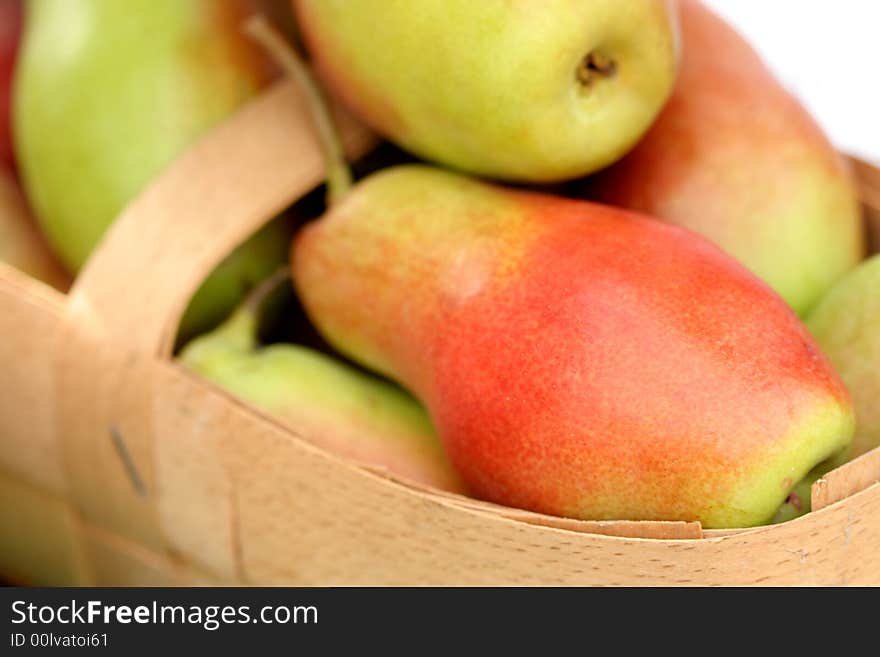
[51,79,375,551]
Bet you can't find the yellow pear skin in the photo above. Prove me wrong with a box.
[294,0,681,182]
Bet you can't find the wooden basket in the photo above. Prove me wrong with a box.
[1,79,879,586]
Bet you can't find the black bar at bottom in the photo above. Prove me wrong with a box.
[0,586,857,651]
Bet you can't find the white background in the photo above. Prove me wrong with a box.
[703,0,880,164]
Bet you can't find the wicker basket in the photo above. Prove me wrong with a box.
[1,79,879,586]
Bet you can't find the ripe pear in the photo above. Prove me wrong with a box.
[0,168,70,290]
[0,0,20,170]
[582,0,864,316]
[807,255,880,461]
[292,165,854,528]
[293,0,681,183]
[179,273,467,494]
[13,0,291,339]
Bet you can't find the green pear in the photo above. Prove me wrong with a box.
[179,272,467,494]
[13,0,291,339]
[808,254,880,461]
[293,0,681,182]
[245,18,853,528]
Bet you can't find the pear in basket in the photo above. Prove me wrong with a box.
[581,0,864,316]
[13,0,292,340]
[292,0,680,182]
[808,255,880,462]
[245,18,855,529]
[179,271,467,495]
[0,169,69,290]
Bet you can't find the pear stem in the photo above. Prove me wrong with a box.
[241,266,291,316]
[243,14,352,205]
[214,267,291,352]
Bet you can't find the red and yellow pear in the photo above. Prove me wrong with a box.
[583,0,864,316]
[293,165,854,528]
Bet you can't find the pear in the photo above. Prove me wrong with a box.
[582,0,864,316]
[293,0,680,183]
[807,255,880,461]
[13,0,291,339]
[245,18,855,528]
[0,0,20,170]
[179,272,467,494]
[0,168,70,290]
[293,165,854,528]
